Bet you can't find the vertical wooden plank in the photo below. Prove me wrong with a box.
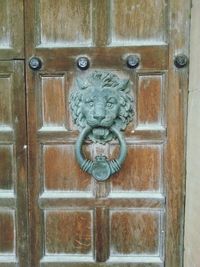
[13,61,28,267]
[92,0,110,46]
[95,207,109,262]
[24,0,35,58]
[26,68,41,267]
[165,0,191,266]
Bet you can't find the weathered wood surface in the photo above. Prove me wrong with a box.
[0,61,28,266]
[23,0,190,266]
[0,0,24,59]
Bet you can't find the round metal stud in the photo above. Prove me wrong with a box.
[126,55,140,69]
[29,57,42,71]
[77,56,90,70]
[174,54,188,68]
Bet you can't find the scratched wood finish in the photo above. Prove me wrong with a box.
[45,210,92,254]
[165,0,191,266]
[110,210,160,255]
[110,144,163,193]
[0,62,28,266]
[25,1,190,267]
[0,0,24,59]
[110,0,167,45]
[37,0,92,47]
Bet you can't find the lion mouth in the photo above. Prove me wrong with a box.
[87,118,113,128]
[92,127,110,140]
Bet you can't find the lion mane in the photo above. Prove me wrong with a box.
[70,71,134,141]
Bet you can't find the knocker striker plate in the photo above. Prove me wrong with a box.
[69,71,134,181]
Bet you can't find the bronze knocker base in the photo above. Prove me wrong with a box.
[70,71,134,181]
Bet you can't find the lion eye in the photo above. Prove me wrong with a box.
[106,102,113,108]
[88,101,94,107]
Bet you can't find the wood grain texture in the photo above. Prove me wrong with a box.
[0,75,12,127]
[43,144,92,192]
[0,0,24,59]
[110,210,160,255]
[36,0,92,47]
[92,0,110,46]
[0,211,15,253]
[45,210,93,255]
[111,144,163,193]
[136,74,165,129]
[40,75,66,128]
[110,0,167,45]
[95,207,109,262]
[0,61,28,266]
[0,145,14,190]
[165,0,191,266]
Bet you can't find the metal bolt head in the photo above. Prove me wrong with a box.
[174,54,188,68]
[77,57,90,70]
[29,57,42,70]
[126,55,140,69]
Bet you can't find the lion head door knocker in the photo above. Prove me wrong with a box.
[69,71,134,181]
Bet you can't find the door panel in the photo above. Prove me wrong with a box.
[25,1,190,267]
[0,0,24,59]
[0,62,28,266]
[110,0,167,45]
[37,0,92,47]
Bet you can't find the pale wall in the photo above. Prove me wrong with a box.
[184,0,200,266]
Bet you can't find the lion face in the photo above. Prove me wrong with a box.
[70,71,134,144]
[81,87,120,128]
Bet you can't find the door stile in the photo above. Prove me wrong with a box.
[165,0,191,266]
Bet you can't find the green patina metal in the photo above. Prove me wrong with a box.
[69,71,134,181]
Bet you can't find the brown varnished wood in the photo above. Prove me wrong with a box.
[0,211,14,253]
[137,74,165,127]
[0,146,13,189]
[31,46,168,71]
[13,61,28,267]
[45,210,92,255]
[110,210,160,255]
[43,144,91,192]
[0,61,28,266]
[36,0,92,47]
[110,0,167,45]
[95,207,109,262]
[110,144,163,192]
[165,0,191,266]
[39,196,165,210]
[92,0,110,47]
[0,0,24,59]
[25,1,190,267]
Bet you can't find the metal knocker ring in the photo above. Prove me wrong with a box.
[75,126,127,181]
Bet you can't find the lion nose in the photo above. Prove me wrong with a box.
[94,114,105,121]
[94,105,106,121]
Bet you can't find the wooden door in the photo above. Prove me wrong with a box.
[0,1,28,267]
[25,1,190,267]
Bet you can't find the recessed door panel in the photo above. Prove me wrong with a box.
[0,0,24,59]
